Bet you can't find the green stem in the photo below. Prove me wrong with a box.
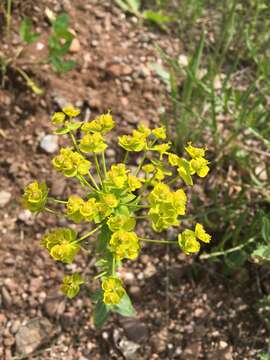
[135,151,147,176]
[123,151,129,164]
[94,271,107,280]
[77,225,102,242]
[70,132,80,152]
[44,207,56,214]
[87,171,99,190]
[167,176,178,186]
[48,197,67,204]
[94,154,103,185]
[112,255,116,276]
[78,175,97,192]
[6,0,12,40]
[200,237,255,260]
[139,237,177,245]
[101,151,107,178]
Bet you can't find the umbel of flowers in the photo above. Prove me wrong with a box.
[22,106,211,326]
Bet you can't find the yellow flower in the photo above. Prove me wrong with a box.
[172,189,187,215]
[177,158,193,186]
[106,163,128,189]
[101,193,119,209]
[80,198,98,221]
[137,123,151,137]
[190,157,210,178]
[142,164,155,174]
[79,133,107,153]
[195,223,211,243]
[102,277,125,305]
[178,229,200,254]
[109,230,140,260]
[127,174,142,191]
[63,105,80,117]
[152,143,171,159]
[107,214,136,232]
[82,113,115,134]
[66,195,84,223]
[22,181,48,213]
[52,148,91,177]
[152,126,166,140]
[51,112,65,126]
[61,273,84,299]
[185,142,206,159]
[41,228,79,264]
[118,133,146,152]
[168,153,180,167]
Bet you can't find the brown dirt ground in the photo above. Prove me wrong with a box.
[0,1,269,359]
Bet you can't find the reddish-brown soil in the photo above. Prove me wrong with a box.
[0,1,269,359]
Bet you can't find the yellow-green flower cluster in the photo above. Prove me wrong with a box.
[167,143,209,186]
[81,113,115,134]
[102,276,125,305]
[52,148,91,177]
[148,183,187,232]
[23,105,213,321]
[109,230,140,260]
[61,272,84,299]
[178,223,211,254]
[22,181,48,213]
[41,228,80,263]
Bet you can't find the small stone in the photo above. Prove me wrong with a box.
[118,339,140,360]
[0,191,11,208]
[18,209,34,224]
[36,42,45,51]
[144,263,157,278]
[122,82,131,94]
[44,296,66,318]
[69,38,80,53]
[219,340,228,349]
[194,308,205,318]
[50,175,66,196]
[120,318,148,343]
[1,287,12,308]
[15,318,54,355]
[40,135,58,154]
[178,54,189,67]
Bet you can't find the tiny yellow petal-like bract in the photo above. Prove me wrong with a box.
[185,142,207,159]
[152,126,166,140]
[178,229,201,254]
[195,223,211,243]
[61,273,84,299]
[102,277,125,305]
[22,181,48,213]
[51,112,65,126]
[63,105,80,117]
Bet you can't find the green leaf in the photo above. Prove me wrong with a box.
[54,126,70,135]
[262,216,270,243]
[120,194,136,204]
[50,56,76,73]
[150,62,170,87]
[114,293,136,317]
[52,13,70,35]
[93,299,111,328]
[252,245,270,263]
[126,0,140,13]
[96,225,112,253]
[19,17,40,44]
[67,121,83,131]
[143,10,173,26]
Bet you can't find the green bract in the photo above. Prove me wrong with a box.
[23,105,212,327]
[22,181,48,212]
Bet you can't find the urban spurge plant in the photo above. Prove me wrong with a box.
[22,106,211,326]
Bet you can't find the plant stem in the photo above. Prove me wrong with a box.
[44,207,56,214]
[123,151,129,164]
[70,132,80,152]
[112,255,116,276]
[77,225,102,242]
[6,0,12,41]
[139,237,178,245]
[87,171,99,190]
[48,197,67,204]
[135,151,147,176]
[94,154,103,185]
[101,151,107,178]
[200,237,255,260]
[78,175,97,192]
